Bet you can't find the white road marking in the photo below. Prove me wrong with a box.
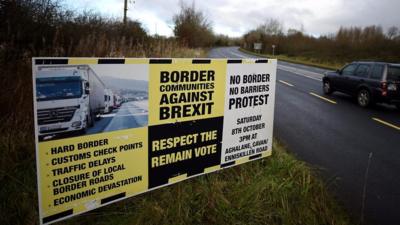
[372,118,400,131]
[229,50,254,58]
[278,80,294,87]
[309,92,337,104]
[100,113,116,118]
[278,65,323,81]
[217,49,229,58]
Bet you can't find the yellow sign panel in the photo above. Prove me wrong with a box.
[38,128,147,221]
[148,60,227,125]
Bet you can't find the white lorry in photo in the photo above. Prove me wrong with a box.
[36,65,105,139]
[104,88,114,114]
[114,94,122,108]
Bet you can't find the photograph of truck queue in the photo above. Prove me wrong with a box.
[34,64,149,141]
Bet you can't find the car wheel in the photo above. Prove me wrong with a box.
[323,80,333,95]
[357,89,371,107]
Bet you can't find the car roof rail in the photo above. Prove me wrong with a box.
[355,60,377,63]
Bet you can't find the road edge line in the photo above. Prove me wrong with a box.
[309,92,337,104]
[372,117,400,131]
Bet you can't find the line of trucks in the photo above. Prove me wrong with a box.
[35,65,123,139]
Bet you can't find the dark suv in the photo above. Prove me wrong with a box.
[322,61,400,109]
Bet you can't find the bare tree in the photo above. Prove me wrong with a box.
[256,18,283,36]
[387,26,399,40]
[172,1,214,48]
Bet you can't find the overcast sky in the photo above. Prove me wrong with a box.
[64,0,400,37]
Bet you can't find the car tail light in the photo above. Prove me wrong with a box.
[381,82,387,96]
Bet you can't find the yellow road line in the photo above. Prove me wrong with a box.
[309,92,337,104]
[372,117,400,131]
[279,80,294,87]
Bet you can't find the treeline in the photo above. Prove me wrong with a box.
[242,19,400,64]
[0,0,235,63]
[0,0,191,61]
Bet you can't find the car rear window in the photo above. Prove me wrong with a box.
[370,65,384,80]
[387,66,400,81]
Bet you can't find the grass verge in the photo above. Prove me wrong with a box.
[239,48,343,70]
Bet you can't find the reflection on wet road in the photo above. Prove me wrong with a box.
[87,100,148,134]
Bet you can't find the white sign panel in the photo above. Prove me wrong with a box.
[222,60,276,164]
[254,42,262,50]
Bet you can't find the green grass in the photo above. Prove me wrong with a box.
[239,48,343,70]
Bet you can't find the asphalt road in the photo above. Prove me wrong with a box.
[209,47,400,225]
[87,100,148,134]
[40,101,148,142]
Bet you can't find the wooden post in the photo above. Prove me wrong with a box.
[123,0,128,25]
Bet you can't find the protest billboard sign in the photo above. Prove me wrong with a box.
[32,58,276,224]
